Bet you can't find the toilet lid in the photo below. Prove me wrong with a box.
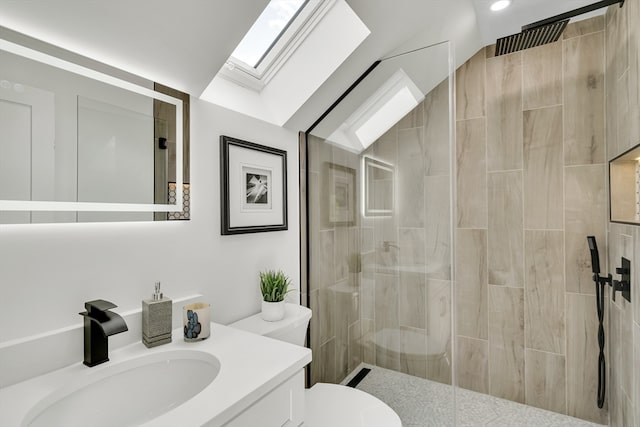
[305,383,402,427]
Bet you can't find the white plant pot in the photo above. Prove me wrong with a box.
[262,300,286,322]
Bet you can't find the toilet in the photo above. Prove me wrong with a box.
[230,303,402,427]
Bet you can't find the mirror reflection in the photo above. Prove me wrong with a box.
[364,156,394,217]
[0,39,190,224]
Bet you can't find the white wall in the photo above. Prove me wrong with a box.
[0,98,300,344]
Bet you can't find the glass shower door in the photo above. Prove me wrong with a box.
[305,40,456,425]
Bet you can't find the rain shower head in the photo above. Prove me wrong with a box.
[494,0,625,56]
[495,20,568,56]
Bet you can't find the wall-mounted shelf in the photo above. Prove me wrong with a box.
[610,143,640,225]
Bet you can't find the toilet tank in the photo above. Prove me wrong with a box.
[229,303,312,346]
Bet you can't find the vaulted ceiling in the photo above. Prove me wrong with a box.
[0,0,606,131]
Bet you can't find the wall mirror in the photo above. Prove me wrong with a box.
[0,36,190,224]
[363,156,394,217]
[610,142,640,225]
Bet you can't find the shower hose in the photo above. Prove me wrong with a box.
[595,274,606,409]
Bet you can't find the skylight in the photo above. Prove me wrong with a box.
[202,0,371,126]
[231,0,308,69]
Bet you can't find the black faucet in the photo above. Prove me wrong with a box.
[79,300,128,367]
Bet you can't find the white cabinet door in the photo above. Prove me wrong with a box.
[223,370,305,427]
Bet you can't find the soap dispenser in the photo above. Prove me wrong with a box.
[142,282,172,348]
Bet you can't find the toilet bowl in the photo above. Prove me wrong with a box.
[229,304,402,427]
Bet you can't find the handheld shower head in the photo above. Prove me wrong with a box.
[587,236,601,274]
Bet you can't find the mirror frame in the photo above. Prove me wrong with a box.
[0,38,183,213]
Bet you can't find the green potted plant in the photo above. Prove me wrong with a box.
[259,269,291,321]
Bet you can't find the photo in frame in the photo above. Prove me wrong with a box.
[324,162,356,226]
[220,135,287,235]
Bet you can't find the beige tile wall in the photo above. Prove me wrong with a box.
[455,17,609,424]
[605,0,640,425]
[525,348,566,414]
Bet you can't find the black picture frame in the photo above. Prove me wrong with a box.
[220,135,288,235]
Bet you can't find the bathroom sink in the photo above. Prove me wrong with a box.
[24,350,220,427]
[1,324,311,427]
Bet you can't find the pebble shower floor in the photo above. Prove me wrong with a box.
[345,365,606,427]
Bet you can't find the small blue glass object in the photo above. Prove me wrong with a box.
[184,309,202,339]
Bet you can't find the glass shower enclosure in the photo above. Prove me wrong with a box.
[302,41,456,424]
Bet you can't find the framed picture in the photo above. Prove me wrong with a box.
[220,135,287,235]
[325,162,356,226]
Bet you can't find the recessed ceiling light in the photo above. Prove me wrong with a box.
[490,0,511,11]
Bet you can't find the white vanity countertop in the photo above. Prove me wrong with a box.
[0,322,312,427]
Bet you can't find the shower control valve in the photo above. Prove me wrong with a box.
[612,280,625,302]
[612,257,631,303]
[616,266,629,275]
